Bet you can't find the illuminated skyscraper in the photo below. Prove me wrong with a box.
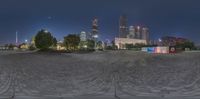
[91,18,99,49]
[92,18,98,40]
[142,27,149,42]
[127,26,136,39]
[80,31,87,41]
[135,26,141,39]
[16,31,18,45]
[119,15,128,38]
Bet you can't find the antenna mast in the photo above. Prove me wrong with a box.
[16,31,18,45]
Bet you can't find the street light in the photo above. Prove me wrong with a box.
[158,38,162,46]
[93,35,98,38]
[44,30,48,33]
[84,45,87,48]
[92,35,98,50]
[159,38,162,42]
[25,39,28,43]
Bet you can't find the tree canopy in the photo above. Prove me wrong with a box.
[176,41,196,50]
[64,34,80,51]
[35,29,54,50]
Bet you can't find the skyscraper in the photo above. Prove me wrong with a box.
[91,18,99,49]
[80,31,87,41]
[142,27,149,42]
[119,15,128,38]
[92,18,98,40]
[127,26,136,39]
[16,31,18,45]
[135,26,141,39]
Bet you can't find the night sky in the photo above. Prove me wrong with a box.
[0,0,200,44]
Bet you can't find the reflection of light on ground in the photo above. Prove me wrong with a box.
[146,47,170,54]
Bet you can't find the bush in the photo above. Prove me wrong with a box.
[176,41,196,50]
[29,45,36,51]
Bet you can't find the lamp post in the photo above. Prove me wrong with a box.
[93,34,98,50]
[16,31,18,45]
[25,39,28,43]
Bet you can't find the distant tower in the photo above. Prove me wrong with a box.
[127,26,136,39]
[119,15,128,38]
[135,26,141,39]
[92,18,99,40]
[80,31,87,41]
[91,18,99,49]
[142,27,150,43]
[16,31,18,45]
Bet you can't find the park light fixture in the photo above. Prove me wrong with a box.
[93,35,98,38]
[44,30,48,33]
[159,38,162,42]
[84,45,87,48]
[25,39,28,43]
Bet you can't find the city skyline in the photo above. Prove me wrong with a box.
[0,0,200,44]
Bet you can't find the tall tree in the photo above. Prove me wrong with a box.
[97,41,103,50]
[35,29,54,50]
[52,37,57,47]
[87,39,95,50]
[64,34,80,51]
[176,41,195,50]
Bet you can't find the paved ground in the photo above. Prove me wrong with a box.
[0,51,200,99]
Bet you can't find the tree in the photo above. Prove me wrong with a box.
[111,40,117,50]
[125,44,134,50]
[79,41,87,50]
[87,39,95,50]
[134,43,146,48]
[8,43,15,50]
[64,34,80,51]
[52,37,57,47]
[29,44,36,51]
[97,41,103,50]
[35,29,54,50]
[176,41,196,50]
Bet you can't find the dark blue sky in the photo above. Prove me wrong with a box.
[0,0,200,44]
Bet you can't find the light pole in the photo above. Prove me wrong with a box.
[93,35,98,50]
[25,39,28,43]
[16,31,18,45]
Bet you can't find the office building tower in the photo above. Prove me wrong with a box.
[119,15,128,38]
[80,31,87,41]
[127,26,136,39]
[142,27,149,41]
[135,26,141,39]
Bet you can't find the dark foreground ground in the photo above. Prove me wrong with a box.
[0,51,200,99]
